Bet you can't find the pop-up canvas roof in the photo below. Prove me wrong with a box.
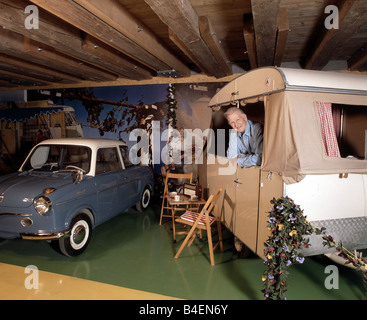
[209,67,367,184]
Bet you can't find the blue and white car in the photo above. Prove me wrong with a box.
[0,138,154,257]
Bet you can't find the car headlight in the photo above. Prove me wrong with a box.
[33,196,52,215]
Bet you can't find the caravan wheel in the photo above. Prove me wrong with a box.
[234,236,251,258]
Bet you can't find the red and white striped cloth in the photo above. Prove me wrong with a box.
[180,211,214,225]
[316,102,341,158]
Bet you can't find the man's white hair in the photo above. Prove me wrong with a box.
[223,107,245,120]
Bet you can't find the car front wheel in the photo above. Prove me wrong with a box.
[136,187,151,212]
[59,213,92,257]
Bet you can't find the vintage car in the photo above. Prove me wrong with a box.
[0,138,154,257]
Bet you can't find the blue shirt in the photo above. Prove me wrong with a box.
[227,120,263,167]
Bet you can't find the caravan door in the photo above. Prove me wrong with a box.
[234,167,261,253]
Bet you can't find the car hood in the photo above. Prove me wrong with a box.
[0,172,73,208]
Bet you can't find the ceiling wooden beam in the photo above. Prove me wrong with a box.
[305,0,367,70]
[199,15,232,76]
[72,0,190,78]
[23,38,119,82]
[29,0,171,72]
[251,0,281,67]
[243,14,258,69]
[81,35,153,80]
[0,53,81,84]
[348,42,367,71]
[168,28,208,74]
[0,0,83,55]
[145,0,229,78]
[0,69,52,87]
[274,7,289,67]
[0,0,141,80]
[0,73,240,92]
[0,80,18,88]
[0,28,118,82]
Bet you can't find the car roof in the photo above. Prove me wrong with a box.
[37,138,127,149]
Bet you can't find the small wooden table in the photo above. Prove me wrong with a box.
[166,194,206,241]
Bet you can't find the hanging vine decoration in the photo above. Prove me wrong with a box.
[316,226,367,295]
[262,196,313,300]
[166,83,177,129]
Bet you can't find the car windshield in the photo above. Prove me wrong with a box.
[21,145,91,173]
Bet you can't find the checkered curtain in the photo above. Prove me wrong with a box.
[316,102,341,157]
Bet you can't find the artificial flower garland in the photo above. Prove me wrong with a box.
[166,83,177,129]
[317,226,367,295]
[262,196,313,300]
[262,196,367,300]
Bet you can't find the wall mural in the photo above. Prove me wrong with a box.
[28,82,225,160]
[0,82,226,175]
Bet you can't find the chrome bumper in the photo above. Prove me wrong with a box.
[21,230,70,240]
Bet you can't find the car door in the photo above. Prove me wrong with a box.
[118,145,138,208]
[95,147,121,223]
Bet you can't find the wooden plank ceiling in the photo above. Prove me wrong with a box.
[0,0,367,91]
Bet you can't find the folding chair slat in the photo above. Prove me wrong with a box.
[174,189,223,266]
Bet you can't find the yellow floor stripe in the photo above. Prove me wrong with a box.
[0,263,179,300]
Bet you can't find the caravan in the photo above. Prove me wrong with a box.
[0,101,83,171]
[201,67,367,259]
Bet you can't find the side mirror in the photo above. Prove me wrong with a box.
[73,170,83,184]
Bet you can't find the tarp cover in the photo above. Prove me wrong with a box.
[261,91,367,183]
[0,107,63,122]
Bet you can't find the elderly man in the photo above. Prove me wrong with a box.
[224,107,263,168]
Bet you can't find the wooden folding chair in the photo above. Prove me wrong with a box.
[174,188,223,266]
[159,172,192,226]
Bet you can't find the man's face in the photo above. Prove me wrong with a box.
[227,111,247,133]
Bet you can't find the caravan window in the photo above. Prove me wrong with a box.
[316,102,367,160]
[64,111,79,126]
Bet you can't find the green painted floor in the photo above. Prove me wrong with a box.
[0,198,366,300]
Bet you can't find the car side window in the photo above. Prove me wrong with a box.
[96,147,122,175]
[63,146,91,172]
[119,146,133,168]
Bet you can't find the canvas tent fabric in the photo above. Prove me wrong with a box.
[262,91,367,183]
[0,107,63,122]
[209,67,367,184]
